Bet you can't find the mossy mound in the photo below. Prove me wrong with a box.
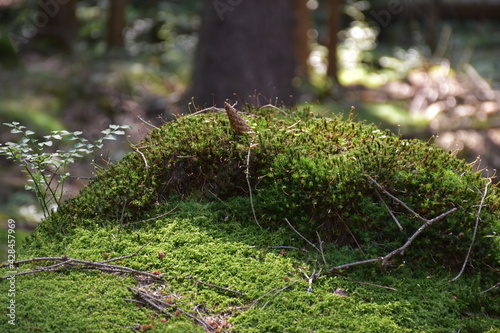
[2,107,499,332]
[43,107,498,272]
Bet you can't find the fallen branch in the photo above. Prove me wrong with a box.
[247,138,262,229]
[374,188,404,231]
[124,203,180,226]
[1,256,162,281]
[1,240,158,280]
[328,207,457,273]
[128,286,214,331]
[196,280,245,296]
[258,104,289,116]
[284,218,327,265]
[249,280,298,309]
[367,175,425,221]
[480,282,499,294]
[186,106,224,117]
[450,178,492,282]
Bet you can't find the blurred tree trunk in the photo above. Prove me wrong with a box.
[293,0,312,80]
[35,0,77,51]
[184,0,296,109]
[327,0,341,83]
[107,0,128,50]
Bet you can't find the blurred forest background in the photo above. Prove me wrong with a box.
[1,0,500,249]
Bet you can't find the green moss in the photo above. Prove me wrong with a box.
[2,107,499,331]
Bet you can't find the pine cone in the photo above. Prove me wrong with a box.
[224,102,254,134]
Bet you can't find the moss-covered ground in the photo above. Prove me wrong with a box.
[1,107,499,332]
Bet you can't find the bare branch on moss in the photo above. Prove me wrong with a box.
[303,269,322,293]
[285,218,327,265]
[187,106,225,117]
[128,286,214,331]
[480,282,499,294]
[119,200,127,225]
[247,138,262,229]
[138,115,159,129]
[100,236,155,263]
[450,178,492,282]
[135,147,149,170]
[316,231,327,266]
[258,104,289,116]
[374,188,404,231]
[196,280,245,296]
[249,280,299,309]
[367,175,424,221]
[1,253,162,281]
[124,203,180,226]
[328,208,458,273]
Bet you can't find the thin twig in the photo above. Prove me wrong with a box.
[480,282,499,294]
[328,208,457,273]
[258,104,289,116]
[186,106,224,117]
[284,218,325,263]
[135,147,149,170]
[249,280,298,308]
[246,138,262,229]
[129,286,213,330]
[99,236,155,263]
[450,178,491,282]
[368,175,425,221]
[380,208,457,266]
[138,115,159,129]
[124,203,180,226]
[374,188,404,231]
[196,280,245,296]
[316,231,328,266]
[1,247,161,281]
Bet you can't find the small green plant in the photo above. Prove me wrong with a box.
[0,122,131,219]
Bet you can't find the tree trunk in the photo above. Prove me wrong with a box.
[35,0,77,51]
[184,0,296,109]
[107,0,128,50]
[327,0,341,83]
[293,0,312,79]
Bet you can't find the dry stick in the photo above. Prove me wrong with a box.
[100,235,155,263]
[374,188,404,231]
[450,178,492,282]
[328,208,457,273]
[249,280,298,309]
[124,203,180,226]
[368,176,425,221]
[258,104,289,116]
[284,218,327,265]
[129,286,213,330]
[1,257,163,281]
[138,115,159,129]
[480,282,499,294]
[246,137,262,229]
[316,231,328,266]
[196,280,245,296]
[135,147,149,170]
[2,239,158,280]
[186,106,224,117]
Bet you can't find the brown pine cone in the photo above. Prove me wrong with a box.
[224,102,254,134]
